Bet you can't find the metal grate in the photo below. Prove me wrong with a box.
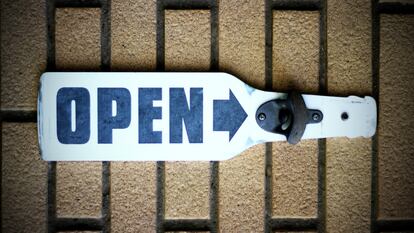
[45,0,111,232]
[371,1,414,232]
[156,1,219,232]
[264,0,326,232]
[1,0,414,232]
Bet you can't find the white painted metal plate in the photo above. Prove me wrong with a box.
[38,72,377,161]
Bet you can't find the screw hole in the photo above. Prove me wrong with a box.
[258,113,266,121]
[341,112,349,121]
[312,113,320,121]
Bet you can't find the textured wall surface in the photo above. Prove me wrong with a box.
[326,1,373,233]
[1,0,46,109]
[165,10,211,71]
[219,145,265,232]
[272,11,319,218]
[55,8,101,71]
[111,161,157,232]
[1,0,414,233]
[2,123,47,233]
[111,0,156,71]
[379,14,414,218]
[110,1,158,231]
[218,1,266,232]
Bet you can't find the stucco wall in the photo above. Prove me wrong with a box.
[1,0,413,232]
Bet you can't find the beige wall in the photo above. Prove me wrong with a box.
[2,0,413,232]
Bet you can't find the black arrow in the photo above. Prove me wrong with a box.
[213,89,248,141]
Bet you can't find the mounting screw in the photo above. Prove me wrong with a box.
[312,113,320,121]
[258,113,266,121]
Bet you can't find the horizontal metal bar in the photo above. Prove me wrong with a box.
[272,0,320,11]
[55,0,101,8]
[378,2,414,14]
[377,219,414,231]
[164,219,210,231]
[271,217,318,230]
[1,110,36,122]
[162,0,211,10]
[55,217,103,231]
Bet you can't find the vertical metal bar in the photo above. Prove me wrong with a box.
[101,0,111,71]
[100,1,112,232]
[47,0,57,232]
[210,0,219,71]
[318,0,327,232]
[0,124,2,230]
[209,162,219,233]
[264,0,273,232]
[47,162,57,233]
[210,1,219,232]
[264,143,273,233]
[47,0,56,71]
[156,1,165,232]
[0,0,2,224]
[318,0,327,94]
[371,0,380,232]
[156,161,165,233]
[265,0,273,91]
[317,139,326,233]
[156,0,165,72]
[0,0,2,223]
[102,161,111,233]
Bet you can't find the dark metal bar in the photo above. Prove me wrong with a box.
[47,162,57,233]
[209,161,219,233]
[264,9,274,233]
[264,143,273,233]
[377,219,414,231]
[46,0,57,232]
[210,0,219,71]
[55,0,101,8]
[378,2,414,14]
[317,1,327,232]
[209,2,219,231]
[265,0,273,91]
[54,217,103,231]
[156,0,165,71]
[1,110,36,122]
[371,136,379,233]
[156,1,165,232]
[264,1,273,232]
[318,0,327,95]
[163,0,211,10]
[100,0,112,229]
[156,161,165,233]
[102,162,111,233]
[47,0,56,71]
[0,124,2,230]
[317,139,326,233]
[101,1,112,230]
[272,0,320,11]
[271,218,318,230]
[371,1,380,232]
[101,0,111,71]
[164,219,210,231]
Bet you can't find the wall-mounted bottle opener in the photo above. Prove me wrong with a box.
[38,72,377,161]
